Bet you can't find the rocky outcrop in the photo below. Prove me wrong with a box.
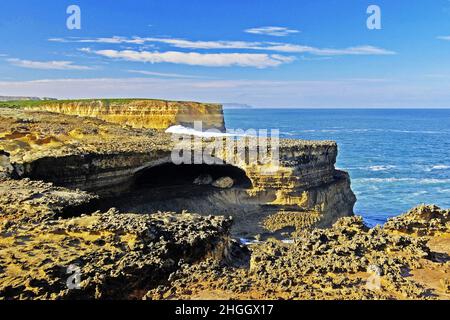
[212,177,234,189]
[0,209,233,299]
[0,107,173,189]
[147,206,450,300]
[12,99,225,131]
[384,204,450,236]
[237,140,356,228]
[0,178,96,229]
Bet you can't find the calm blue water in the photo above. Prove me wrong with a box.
[224,109,450,226]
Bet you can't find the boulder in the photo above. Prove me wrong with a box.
[212,176,234,189]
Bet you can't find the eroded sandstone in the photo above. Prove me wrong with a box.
[146,206,450,300]
[0,177,96,230]
[0,209,233,299]
[1,99,225,131]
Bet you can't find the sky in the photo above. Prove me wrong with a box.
[0,0,450,107]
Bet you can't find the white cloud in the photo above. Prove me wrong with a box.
[126,70,210,79]
[245,26,300,37]
[56,37,272,50]
[7,58,93,70]
[83,49,295,68]
[437,36,450,41]
[307,45,396,56]
[51,36,396,56]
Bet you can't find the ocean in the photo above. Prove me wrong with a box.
[224,108,450,226]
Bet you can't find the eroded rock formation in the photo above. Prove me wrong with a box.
[0,178,96,228]
[0,102,448,300]
[0,209,233,299]
[147,206,450,300]
[0,107,356,238]
[3,99,225,131]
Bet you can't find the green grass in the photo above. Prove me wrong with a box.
[0,98,147,108]
[0,98,220,109]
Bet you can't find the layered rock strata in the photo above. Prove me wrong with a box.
[1,99,225,131]
[0,107,356,235]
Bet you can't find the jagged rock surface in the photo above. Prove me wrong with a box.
[212,177,234,189]
[0,178,96,229]
[0,210,232,300]
[146,206,450,300]
[384,204,450,236]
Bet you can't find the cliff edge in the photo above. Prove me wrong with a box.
[1,99,225,131]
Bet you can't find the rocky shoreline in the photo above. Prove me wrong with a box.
[147,205,449,300]
[0,102,448,300]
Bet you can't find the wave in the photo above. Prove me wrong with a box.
[430,165,450,170]
[380,129,444,134]
[296,129,370,133]
[166,125,248,138]
[368,165,396,172]
[418,164,450,172]
[345,164,450,173]
[345,165,396,172]
[354,178,450,184]
[287,128,449,135]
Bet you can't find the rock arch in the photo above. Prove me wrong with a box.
[134,162,253,189]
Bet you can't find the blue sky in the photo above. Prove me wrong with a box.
[1,0,450,107]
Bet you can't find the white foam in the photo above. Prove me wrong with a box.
[368,165,395,172]
[420,164,450,172]
[431,165,450,170]
[165,125,247,138]
[355,177,450,184]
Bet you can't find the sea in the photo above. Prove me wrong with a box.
[224,108,450,226]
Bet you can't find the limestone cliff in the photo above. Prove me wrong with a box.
[6,99,225,131]
[236,140,356,228]
[0,107,356,238]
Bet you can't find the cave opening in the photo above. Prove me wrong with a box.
[93,162,258,217]
[134,163,253,189]
[70,161,281,239]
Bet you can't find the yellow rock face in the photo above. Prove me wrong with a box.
[24,99,225,131]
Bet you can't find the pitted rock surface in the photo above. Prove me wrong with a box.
[0,209,232,300]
